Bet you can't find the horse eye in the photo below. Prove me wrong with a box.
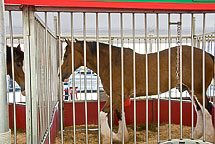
[17,63,21,67]
[64,54,68,58]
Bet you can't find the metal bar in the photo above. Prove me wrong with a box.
[191,13,194,139]
[179,13,183,140]
[9,10,16,144]
[132,13,136,144]
[83,12,88,144]
[71,12,76,144]
[145,13,149,144]
[26,6,38,143]
[209,35,213,102]
[8,35,215,42]
[34,14,57,39]
[139,39,140,53]
[156,13,160,143]
[22,6,32,144]
[213,33,215,105]
[213,34,215,106]
[58,12,64,144]
[96,12,101,144]
[0,0,10,141]
[45,12,51,144]
[202,13,206,141]
[108,12,113,144]
[80,68,82,100]
[168,13,172,140]
[120,12,125,144]
[91,70,93,100]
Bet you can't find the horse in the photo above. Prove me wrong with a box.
[6,45,25,96]
[61,39,214,142]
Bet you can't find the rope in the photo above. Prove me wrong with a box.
[0,129,11,144]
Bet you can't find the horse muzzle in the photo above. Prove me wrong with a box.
[21,90,26,96]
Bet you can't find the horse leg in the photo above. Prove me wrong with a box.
[192,93,215,142]
[195,103,215,142]
[102,98,110,114]
[100,111,121,144]
[115,110,129,143]
[204,107,215,143]
[193,105,203,139]
[185,89,203,139]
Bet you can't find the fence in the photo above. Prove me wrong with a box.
[1,4,215,144]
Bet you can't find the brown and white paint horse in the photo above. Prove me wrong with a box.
[6,45,25,95]
[61,39,214,143]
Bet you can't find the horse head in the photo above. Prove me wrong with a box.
[7,45,25,95]
[61,39,84,81]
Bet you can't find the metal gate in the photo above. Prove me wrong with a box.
[1,2,215,144]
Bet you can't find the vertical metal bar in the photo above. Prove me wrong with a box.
[58,12,64,144]
[0,1,10,143]
[179,13,183,140]
[213,33,215,105]
[149,37,152,53]
[83,12,88,144]
[18,39,21,45]
[28,7,38,143]
[139,39,140,53]
[117,39,119,47]
[156,13,160,143]
[91,70,93,100]
[193,17,196,48]
[191,13,194,139]
[22,6,32,144]
[9,11,16,144]
[132,13,136,144]
[108,12,113,144]
[71,12,76,144]
[45,12,51,144]
[209,35,212,102]
[80,68,82,100]
[213,33,215,106]
[120,13,125,144]
[168,13,171,140]
[96,12,101,144]
[202,13,206,141]
[145,13,148,144]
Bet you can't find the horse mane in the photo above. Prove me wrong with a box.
[6,45,24,62]
[209,53,214,62]
[87,41,97,56]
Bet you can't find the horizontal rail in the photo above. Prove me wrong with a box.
[6,34,215,43]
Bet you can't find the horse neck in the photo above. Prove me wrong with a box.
[85,50,98,73]
[84,43,109,75]
[6,61,12,77]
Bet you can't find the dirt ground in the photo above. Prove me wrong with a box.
[55,123,192,144]
[11,129,26,144]
[11,123,192,144]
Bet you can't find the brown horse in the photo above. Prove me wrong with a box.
[6,45,25,95]
[61,40,214,142]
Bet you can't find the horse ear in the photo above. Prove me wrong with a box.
[17,44,21,50]
[65,39,71,45]
[74,38,79,42]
